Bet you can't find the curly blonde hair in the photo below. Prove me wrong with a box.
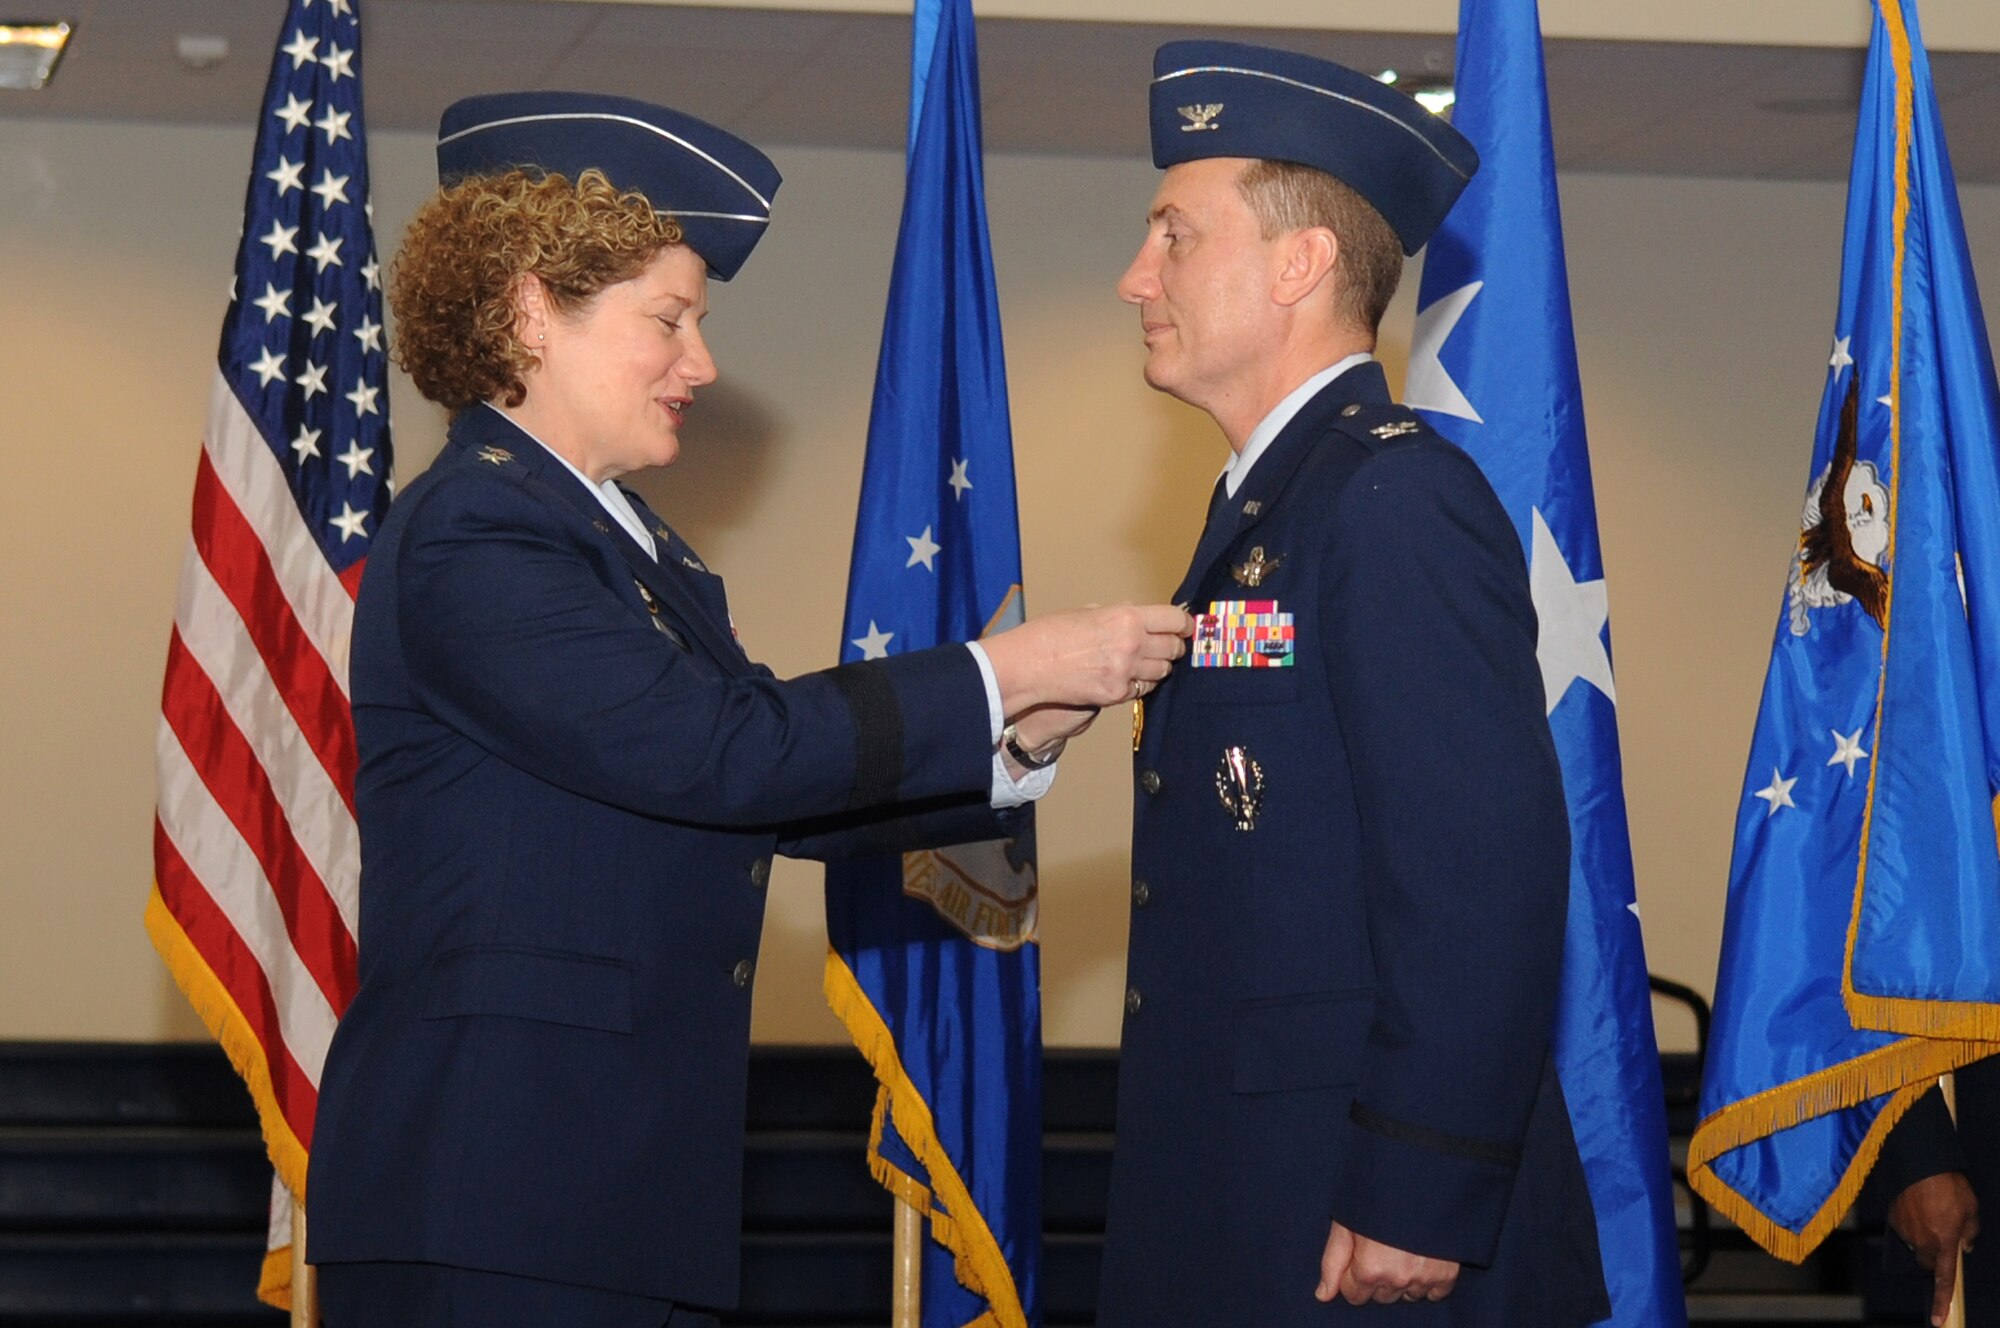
[389,168,684,409]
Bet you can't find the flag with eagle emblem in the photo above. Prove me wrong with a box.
[1688,0,2000,1262]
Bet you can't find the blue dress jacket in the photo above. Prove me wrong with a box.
[306,405,1012,1309]
[1099,363,1609,1326]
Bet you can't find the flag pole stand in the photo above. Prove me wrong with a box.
[893,1194,922,1328]
[291,1195,318,1328]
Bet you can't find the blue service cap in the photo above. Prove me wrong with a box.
[1149,41,1477,255]
[436,91,781,282]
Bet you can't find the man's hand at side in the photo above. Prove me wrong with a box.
[1889,1171,1979,1327]
[1317,1221,1460,1306]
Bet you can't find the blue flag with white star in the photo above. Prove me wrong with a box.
[1687,0,2000,1262]
[823,1,1040,1323]
[1409,0,1685,1319]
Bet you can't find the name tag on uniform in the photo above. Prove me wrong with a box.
[1191,600,1295,668]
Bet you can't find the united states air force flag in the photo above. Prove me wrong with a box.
[1689,0,2000,1262]
[1408,0,1686,1320]
[822,0,1040,1323]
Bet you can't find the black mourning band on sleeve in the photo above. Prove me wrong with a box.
[1350,1101,1522,1170]
[824,661,905,809]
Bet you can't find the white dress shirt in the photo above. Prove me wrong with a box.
[1222,352,1376,497]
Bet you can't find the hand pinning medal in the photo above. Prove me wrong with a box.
[1191,601,1295,668]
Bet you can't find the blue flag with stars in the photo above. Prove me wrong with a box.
[1409,0,1685,1319]
[823,1,1040,1323]
[1688,0,2000,1262]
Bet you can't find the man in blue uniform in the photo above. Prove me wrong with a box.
[1099,42,1609,1325]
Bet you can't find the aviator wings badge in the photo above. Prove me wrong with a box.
[1233,546,1282,587]
[1179,103,1223,132]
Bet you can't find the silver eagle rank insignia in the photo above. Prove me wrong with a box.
[1178,103,1224,132]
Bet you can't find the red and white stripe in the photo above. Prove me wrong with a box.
[153,373,366,1152]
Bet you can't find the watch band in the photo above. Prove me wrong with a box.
[1002,723,1062,770]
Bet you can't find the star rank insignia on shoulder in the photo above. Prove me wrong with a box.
[475,446,514,465]
[1371,419,1421,440]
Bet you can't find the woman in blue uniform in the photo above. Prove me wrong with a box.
[304,91,1186,1327]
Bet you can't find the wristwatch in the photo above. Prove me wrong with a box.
[1001,723,1063,770]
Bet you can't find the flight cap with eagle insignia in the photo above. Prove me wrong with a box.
[1148,41,1479,255]
[436,91,781,282]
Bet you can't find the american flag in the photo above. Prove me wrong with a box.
[145,0,389,1307]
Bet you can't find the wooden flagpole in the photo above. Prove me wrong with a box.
[1943,1073,1967,1328]
[893,1193,922,1328]
[291,1194,319,1327]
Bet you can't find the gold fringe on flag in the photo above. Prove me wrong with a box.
[1693,0,2000,1263]
[145,885,308,1310]
[824,947,1024,1328]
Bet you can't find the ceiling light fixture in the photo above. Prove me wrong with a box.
[1377,69,1456,117]
[175,34,228,72]
[0,20,72,90]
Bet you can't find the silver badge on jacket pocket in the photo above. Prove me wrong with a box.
[1216,745,1265,831]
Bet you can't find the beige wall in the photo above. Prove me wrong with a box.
[6,115,1998,1051]
[560,0,2000,53]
